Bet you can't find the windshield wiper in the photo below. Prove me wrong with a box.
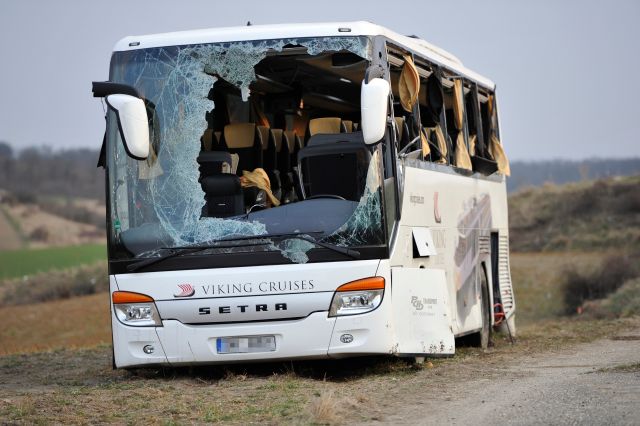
[126,231,360,272]
[126,241,271,272]
[190,231,361,260]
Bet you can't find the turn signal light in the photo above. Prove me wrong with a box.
[112,291,154,304]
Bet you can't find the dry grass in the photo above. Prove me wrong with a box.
[0,292,111,355]
[309,389,339,424]
[0,316,637,425]
[509,251,603,325]
[3,202,104,248]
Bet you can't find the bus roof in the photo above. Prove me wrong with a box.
[113,21,494,89]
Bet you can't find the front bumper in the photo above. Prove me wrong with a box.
[111,299,393,368]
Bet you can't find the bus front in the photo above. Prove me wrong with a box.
[95,31,397,368]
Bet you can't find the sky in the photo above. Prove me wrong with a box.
[0,0,638,161]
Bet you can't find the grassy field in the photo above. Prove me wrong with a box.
[0,243,106,280]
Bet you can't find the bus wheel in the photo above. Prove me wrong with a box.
[469,266,490,349]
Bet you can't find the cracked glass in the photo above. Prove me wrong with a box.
[107,36,385,265]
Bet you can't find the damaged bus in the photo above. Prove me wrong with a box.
[92,21,515,368]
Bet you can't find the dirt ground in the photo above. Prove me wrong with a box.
[0,317,638,424]
[3,203,104,248]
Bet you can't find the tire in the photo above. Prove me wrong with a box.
[469,265,490,349]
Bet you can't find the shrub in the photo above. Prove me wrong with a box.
[0,262,108,306]
[562,253,638,314]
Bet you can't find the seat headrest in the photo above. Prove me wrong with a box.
[256,125,270,150]
[309,117,342,136]
[201,129,215,151]
[224,123,256,149]
[285,130,303,151]
[271,129,284,152]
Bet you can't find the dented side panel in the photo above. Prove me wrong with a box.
[390,267,455,356]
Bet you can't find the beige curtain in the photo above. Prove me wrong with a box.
[399,55,419,112]
[487,95,511,176]
[452,79,471,170]
[454,133,472,170]
[432,126,448,164]
[488,135,511,176]
[453,80,464,131]
[468,134,477,156]
[420,127,431,157]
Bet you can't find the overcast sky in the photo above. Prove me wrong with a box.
[0,0,638,160]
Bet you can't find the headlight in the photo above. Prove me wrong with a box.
[112,291,162,327]
[329,277,385,317]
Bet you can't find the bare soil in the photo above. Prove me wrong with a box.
[3,203,104,248]
[0,317,638,424]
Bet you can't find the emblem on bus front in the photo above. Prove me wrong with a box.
[174,284,195,298]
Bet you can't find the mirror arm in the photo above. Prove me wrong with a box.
[364,64,385,84]
[92,81,142,99]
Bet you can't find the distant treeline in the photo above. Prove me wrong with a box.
[509,158,640,193]
[1,142,639,200]
[0,143,104,202]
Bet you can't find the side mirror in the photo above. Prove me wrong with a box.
[105,94,150,160]
[360,77,390,145]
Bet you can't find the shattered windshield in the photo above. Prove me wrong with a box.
[107,36,386,265]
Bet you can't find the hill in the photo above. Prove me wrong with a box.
[508,175,640,252]
[508,158,640,193]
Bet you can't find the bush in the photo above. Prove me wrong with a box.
[29,226,49,242]
[0,262,108,306]
[582,278,640,319]
[562,253,638,314]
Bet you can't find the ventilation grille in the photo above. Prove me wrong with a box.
[478,235,491,255]
[498,235,515,315]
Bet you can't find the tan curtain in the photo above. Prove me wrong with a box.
[452,79,471,170]
[488,135,511,176]
[399,55,420,112]
[468,134,477,157]
[420,127,431,157]
[454,133,472,170]
[487,94,510,176]
[432,126,448,164]
[453,80,464,131]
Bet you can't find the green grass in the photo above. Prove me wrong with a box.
[0,244,106,279]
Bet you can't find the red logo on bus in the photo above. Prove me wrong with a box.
[174,284,195,298]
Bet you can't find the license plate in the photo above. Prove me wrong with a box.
[216,335,276,354]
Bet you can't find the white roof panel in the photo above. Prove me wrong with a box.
[113,21,494,89]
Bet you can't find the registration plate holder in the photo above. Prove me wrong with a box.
[216,335,276,354]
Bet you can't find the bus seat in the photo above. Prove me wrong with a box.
[258,125,281,201]
[298,132,371,201]
[201,129,215,151]
[200,173,244,218]
[307,117,345,138]
[223,123,265,207]
[285,130,304,202]
[343,120,353,132]
[272,129,295,202]
[223,123,263,175]
[197,145,243,218]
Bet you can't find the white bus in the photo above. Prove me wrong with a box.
[92,21,515,368]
